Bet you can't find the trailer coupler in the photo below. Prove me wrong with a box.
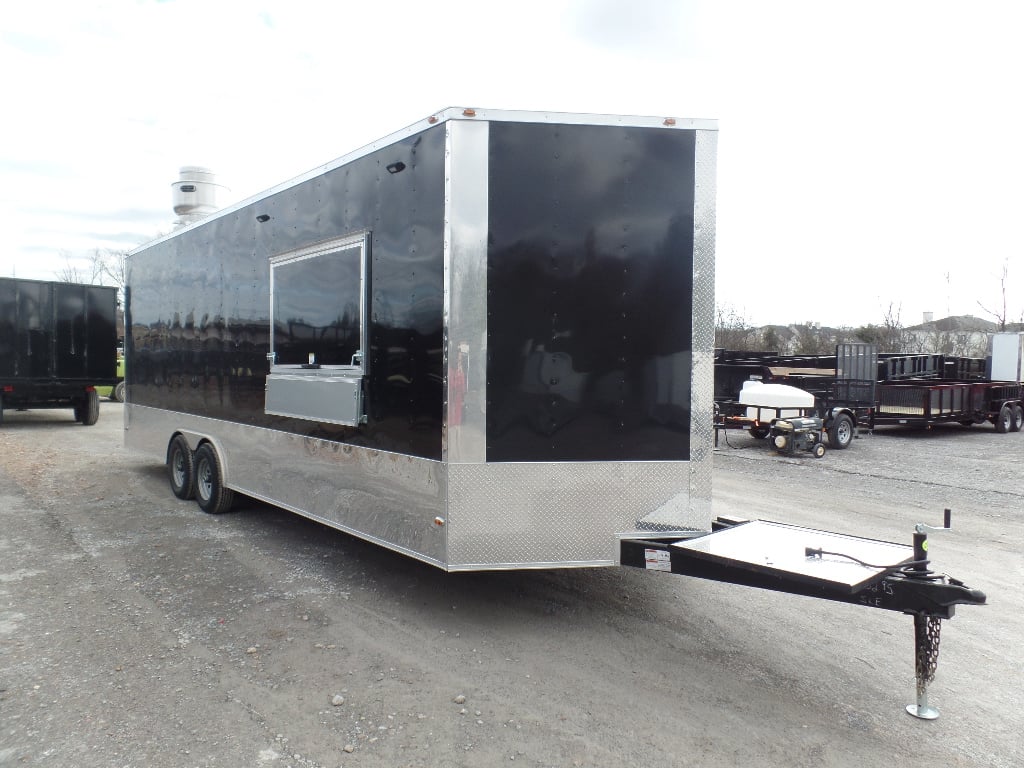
[621,510,986,719]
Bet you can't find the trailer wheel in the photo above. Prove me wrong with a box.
[812,443,826,458]
[167,435,195,500]
[995,405,1012,434]
[111,381,125,403]
[1011,403,1023,433]
[194,443,235,514]
[748,425,770,439]
[827,414,854,450]
[79,390,100,426]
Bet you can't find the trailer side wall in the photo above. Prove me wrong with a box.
[128,125,447,459]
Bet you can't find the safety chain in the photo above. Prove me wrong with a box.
[914,613,942,697]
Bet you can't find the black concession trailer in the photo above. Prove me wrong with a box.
[0,277,118,425]
[125,108,983,718]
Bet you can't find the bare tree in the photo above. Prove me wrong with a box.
[715,305,759,350]
[97,248,127,289]
[55,250,84,283]
[977,260,1010,332]
[55,248,127,302]
[854,303,910,353]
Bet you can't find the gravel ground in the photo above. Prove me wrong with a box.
[1,403,1021,768]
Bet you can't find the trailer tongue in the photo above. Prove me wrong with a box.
[622,511,986,719]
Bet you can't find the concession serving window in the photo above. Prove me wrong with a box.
[265,232,369,426]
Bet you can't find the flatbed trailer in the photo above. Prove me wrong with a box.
[125,108,984,717]
[0,277,118,425]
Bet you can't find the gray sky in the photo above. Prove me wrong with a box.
[1,0,1021,328]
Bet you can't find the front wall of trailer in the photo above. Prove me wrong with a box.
[485,123,695,461]
[442,121,716,568]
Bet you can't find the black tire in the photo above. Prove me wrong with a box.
[812,442,826,458]
[79,390,100,426]
[748,425,771,439]
[1011,403,1023,433]
[827,413,855,450]
[111,381,125,403]
[167,435,195,500]
[193,443,235,514]
[995,405,1012,434]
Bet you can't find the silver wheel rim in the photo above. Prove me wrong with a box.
[197,459,212,500]
[172,451,186,488]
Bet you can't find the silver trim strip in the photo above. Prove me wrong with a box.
[687,129,718,526]
[444,119,489,463]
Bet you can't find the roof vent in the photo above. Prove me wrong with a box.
[172,166,227,228]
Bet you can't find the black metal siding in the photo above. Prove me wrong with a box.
[127,126,446,459]
[0,278,116,383]
[486,123,696,461]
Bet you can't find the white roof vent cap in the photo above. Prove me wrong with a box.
[172,166,228,226]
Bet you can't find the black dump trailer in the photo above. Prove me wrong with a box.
[0,277,118,425]
[126,108,984,718]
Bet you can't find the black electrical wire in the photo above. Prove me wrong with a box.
[805,547,930,573]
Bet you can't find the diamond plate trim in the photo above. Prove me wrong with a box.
[690,129,718,524]
[446,462,700,568]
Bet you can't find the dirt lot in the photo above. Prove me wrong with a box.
[1,403,1021,768]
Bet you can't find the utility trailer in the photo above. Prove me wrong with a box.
[125,108,984,717]
[869,334,1024,433]
[714,345,868,449]
[872,380,1024,432]
[715,339,1024,442]
[0,277,117,425]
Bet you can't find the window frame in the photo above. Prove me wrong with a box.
[268,231,370,376]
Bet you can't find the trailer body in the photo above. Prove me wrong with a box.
[126,108,719,570]
[0,277,117,424]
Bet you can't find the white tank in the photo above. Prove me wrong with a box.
[171,166,227,227]
[739,380,815,420]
